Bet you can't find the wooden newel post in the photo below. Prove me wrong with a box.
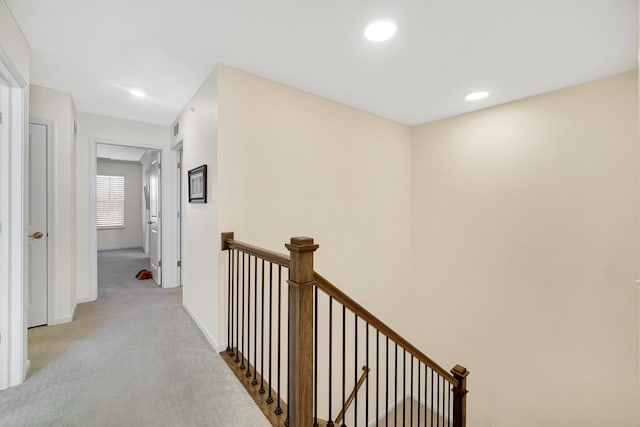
[451,365,469,427]
[286,237,319,427]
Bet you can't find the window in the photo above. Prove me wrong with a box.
[96,175,125,228]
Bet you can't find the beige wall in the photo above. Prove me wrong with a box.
[178,65,639,424]
[410,71,639,426]
[177,65,413,350]
[96,160,143,251]
[217,65,413,340]
[75,111,169,300]
[30,85,77,323]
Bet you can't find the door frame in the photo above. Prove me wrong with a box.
[171,139,183,286]
[28,120,56,326]
[0,48,28,390]
[88,138,180,299]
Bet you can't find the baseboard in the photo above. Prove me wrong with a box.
[182,301,227,353]
[50,314,72,325]
[23,359,31,380]
[71,301,78,321]
[76,296,95,304]
[97,245,143,252]
[50,302,77,325]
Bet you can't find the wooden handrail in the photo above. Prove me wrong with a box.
[313,272,459,386]
[334,366,370,424]
[223,236,291,268]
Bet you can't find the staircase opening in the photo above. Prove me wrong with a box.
[220,233,469,427]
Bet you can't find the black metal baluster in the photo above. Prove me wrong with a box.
[394,343,398,427]
[245,256,252,378]
[275,265,283,415]
[365,323,369,427]
[252,257,258,385]
[431,369,434,427]
[267,262,274,404]
[424,367,428,427]
[313,286,318,427]
[286,284,290,426]
[354,314,358,427]
[385,337,389,425]
[417,362,421,427]
[235,250,240,362]
[226,249,232,353]
[240,253,246,369]
[410,356,414,427]
[402,349,406,427]
[376,330,379,427]
[436,374,440,427]
[327,296,334,427]
[341,305,346,427]
[259,260,265,393]
[448,382,452,427]
[232,250,236,356]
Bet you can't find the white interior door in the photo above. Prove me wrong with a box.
[149,152,161,285]
[28,123,48,327]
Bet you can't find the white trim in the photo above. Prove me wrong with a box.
[76,296,94,304]
[0,45,28,389]
[183,301,227,353]
[0,85,10,389]
[88,139,98,301]
[29,119,56,327]
[97,244,144,251]
[0,47,26,88]
[172,143,183,287]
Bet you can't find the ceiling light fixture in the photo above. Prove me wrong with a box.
[465,91,490,101]
[364,20,396,42]
[129,88,146,98]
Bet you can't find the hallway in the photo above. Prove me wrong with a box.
[0,249,270,426]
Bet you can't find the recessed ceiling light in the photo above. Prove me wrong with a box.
[465,91,490,101]
[364,20,396,42]
[129,88,146,98]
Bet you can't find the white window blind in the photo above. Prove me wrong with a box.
[96,175,125,228]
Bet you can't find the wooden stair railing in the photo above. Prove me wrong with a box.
[220,233,468,427]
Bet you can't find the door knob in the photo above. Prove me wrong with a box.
[29,232,44,239]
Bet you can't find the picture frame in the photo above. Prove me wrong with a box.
[188,164,207,203]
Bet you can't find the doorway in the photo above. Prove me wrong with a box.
[27,122,54,328]
[93,143,162,296]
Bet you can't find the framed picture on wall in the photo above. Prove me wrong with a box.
[188,165,207,203]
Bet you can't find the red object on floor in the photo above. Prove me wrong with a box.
[135,269,153,280]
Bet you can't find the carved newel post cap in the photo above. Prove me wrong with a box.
[451,365,469,378]
[286,236,319,252]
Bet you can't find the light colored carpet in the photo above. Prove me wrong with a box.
[0,248,270,427]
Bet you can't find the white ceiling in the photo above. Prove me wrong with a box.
[96,144,148,162]
[7,0,638,126]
